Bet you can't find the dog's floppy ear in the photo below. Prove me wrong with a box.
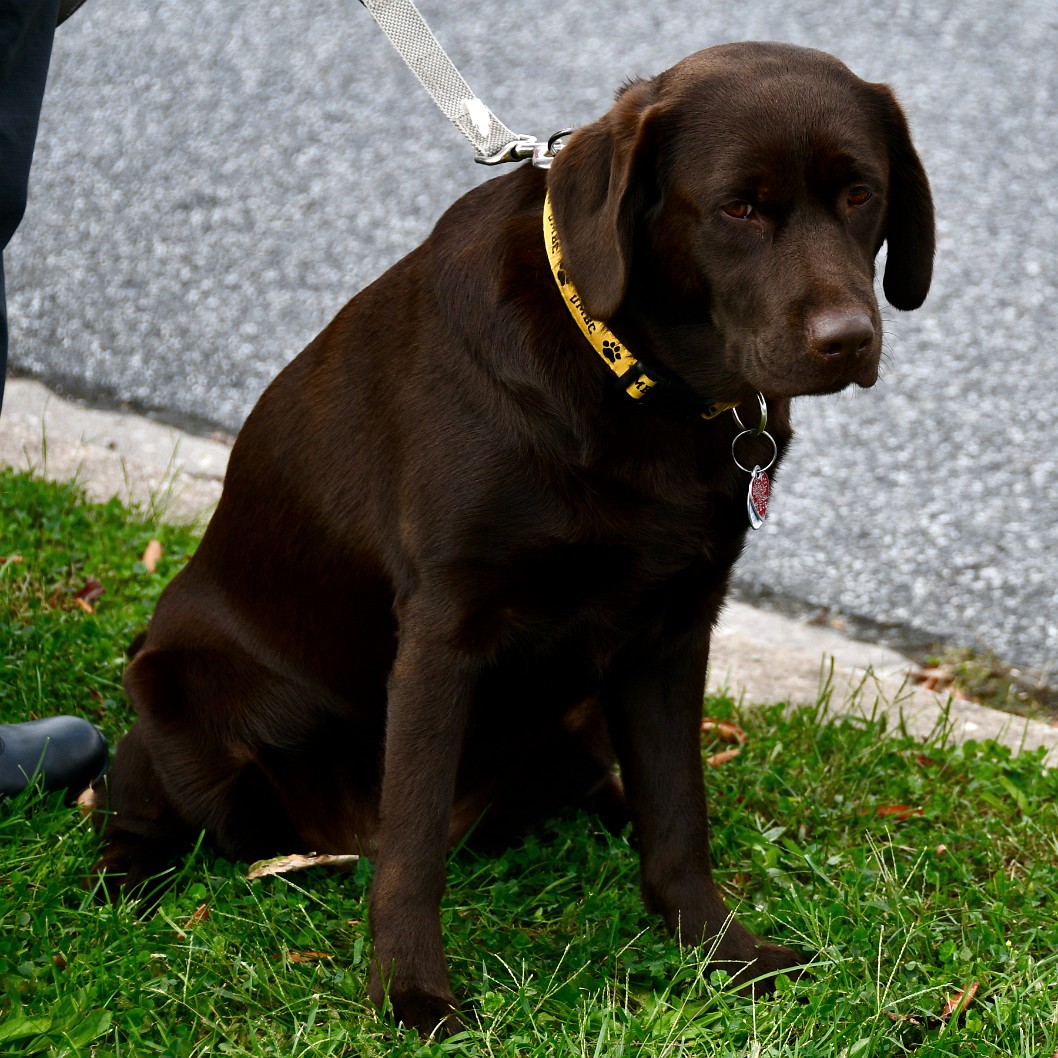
[547,78,661,321]
[871,85,935,310]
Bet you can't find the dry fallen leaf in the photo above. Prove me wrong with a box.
[74,577,104,602]
[874,804,923,821]
[883,1009,923,1026]
[701,718,747,745]
[0,553,23,564]
[75,786,97,815]
[141,539,163,573]
[941,981,979,1018]
[706,747,742,767]
[73,578,105,613]
[913,665,954,693]
[247,852,360,879]
[284,950,333,964]
[702,719,746,766]
[175,903,211,939]
[185,903,210,928]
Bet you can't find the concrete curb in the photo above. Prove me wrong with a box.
[1,378,230,526]
[4,376,1057,766]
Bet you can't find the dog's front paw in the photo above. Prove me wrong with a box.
[717,941,805,998]
[370,973,465,1039]
[391,989,465,1038]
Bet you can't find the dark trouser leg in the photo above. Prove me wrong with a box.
[0,0,61,414]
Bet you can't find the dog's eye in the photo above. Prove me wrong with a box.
[847,186,873,207]
[722,202,755,220]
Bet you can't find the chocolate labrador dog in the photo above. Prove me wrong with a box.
[95,41,934,1034]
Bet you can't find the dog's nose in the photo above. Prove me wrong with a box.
[807,311,875,363]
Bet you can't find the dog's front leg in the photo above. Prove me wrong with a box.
[368,620,472,1037]
[601,636,801,993]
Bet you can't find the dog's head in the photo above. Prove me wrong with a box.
[547,42,935,401]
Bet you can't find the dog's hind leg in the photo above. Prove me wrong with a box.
[94,642,314,897]
[95,712,311,894]
[92,719,197,898]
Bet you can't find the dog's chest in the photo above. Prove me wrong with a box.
[458,534,732,719]
[454,468,745,661]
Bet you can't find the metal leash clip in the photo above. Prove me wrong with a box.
[476,128,574,169]
[359,1,573,169]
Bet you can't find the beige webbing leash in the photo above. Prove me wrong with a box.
[357,0,568,168]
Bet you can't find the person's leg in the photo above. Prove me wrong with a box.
[0,4,110,803]
[0,0,61,414]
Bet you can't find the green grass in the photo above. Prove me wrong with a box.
[2,466,1057,1056]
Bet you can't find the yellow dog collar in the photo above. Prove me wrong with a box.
[543,191,739,420]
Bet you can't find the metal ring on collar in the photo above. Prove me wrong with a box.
[731,392,768,435]
[731,428,778,474]
[547,128,574,153]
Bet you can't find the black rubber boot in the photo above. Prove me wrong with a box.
[0,717,108,802]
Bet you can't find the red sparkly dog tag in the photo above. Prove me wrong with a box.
[747,466,769,529]
[730,397,777,531]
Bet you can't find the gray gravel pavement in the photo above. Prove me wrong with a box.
[5,0,1057,677]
